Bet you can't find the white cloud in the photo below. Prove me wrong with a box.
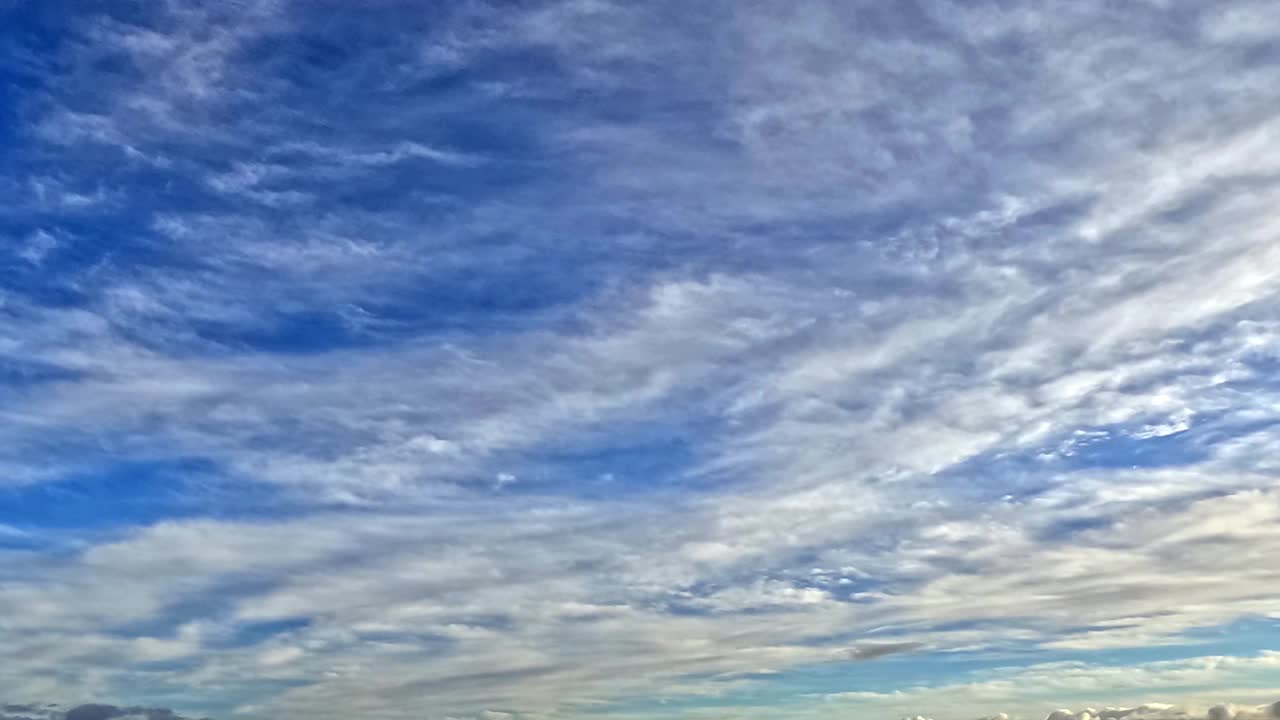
[813,654,1280,720]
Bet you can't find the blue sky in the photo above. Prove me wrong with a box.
[2,1,1280,719]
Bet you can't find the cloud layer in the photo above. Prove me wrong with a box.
[3,0,1280,718]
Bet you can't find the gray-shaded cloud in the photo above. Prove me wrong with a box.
[0,705,203,720]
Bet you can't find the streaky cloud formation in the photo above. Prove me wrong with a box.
[2,0,1280,718]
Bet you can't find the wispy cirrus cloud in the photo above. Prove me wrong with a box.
[3,0,1280,718]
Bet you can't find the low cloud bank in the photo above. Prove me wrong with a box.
[910,701,1280,720]
[1,705,205,720]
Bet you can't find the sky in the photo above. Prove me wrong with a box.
[1,0,1280,719]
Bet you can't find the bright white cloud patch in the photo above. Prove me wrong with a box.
[908,701,1280,720]
[2,0,1280,718]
